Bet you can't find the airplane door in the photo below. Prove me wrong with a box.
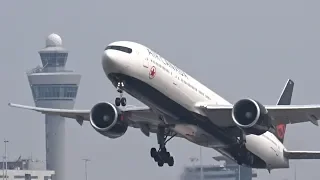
[143,57,149,68]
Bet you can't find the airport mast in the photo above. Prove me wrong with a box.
[27,33,81,180]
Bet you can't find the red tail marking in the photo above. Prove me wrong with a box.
[276,124,286,139]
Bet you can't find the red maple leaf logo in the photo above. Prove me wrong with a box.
[149,66,156,79]
[276,124,286,139]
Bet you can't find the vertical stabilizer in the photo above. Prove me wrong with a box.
[273,79,294,143]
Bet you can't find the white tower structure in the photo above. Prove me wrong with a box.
[27,33,81,180]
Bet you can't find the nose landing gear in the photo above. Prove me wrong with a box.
[115,81,126,107]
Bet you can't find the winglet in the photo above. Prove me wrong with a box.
[8,103,33,110]
[8,103,41,112]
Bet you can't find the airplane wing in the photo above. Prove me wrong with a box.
[284,150,320,159]
[8,103,166,137]
[196,79,320,127]
[196,103,320,127]
[8,103,91,120]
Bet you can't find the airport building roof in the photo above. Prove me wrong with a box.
[181,156,257,180]
[0,157,54,180]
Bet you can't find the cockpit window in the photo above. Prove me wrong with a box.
[105,45,132,54]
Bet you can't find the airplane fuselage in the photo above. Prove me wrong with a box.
[102,41,289,169]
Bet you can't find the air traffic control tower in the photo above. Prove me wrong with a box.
[27,33,81,180]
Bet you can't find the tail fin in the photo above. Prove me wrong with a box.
[273,79,294,143]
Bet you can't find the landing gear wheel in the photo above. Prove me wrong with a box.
[159,150,170,162]
[115,97,121,106]
[165,152,170,160]
[168,156,174,166]
[150,148,157,158]
[157,161,164,167]
[153,156,160,162]
[120,97,127,106]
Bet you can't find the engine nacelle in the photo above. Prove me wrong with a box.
[231,98,273,135]
[89,102,128,139]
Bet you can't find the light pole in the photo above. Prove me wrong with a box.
[2,156,4,180]
[199,147,203,180]
[294,163,297,180]
[189,157,198,180]
[4,140,8,180]
[82,159,90,180]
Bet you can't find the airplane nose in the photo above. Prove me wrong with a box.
[102,49,120,69]
[101,49,123,74]
[102,50,114,65]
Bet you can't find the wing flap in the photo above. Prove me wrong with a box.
[284,150,320,159]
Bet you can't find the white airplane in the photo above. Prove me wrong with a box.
[8,41,320,172]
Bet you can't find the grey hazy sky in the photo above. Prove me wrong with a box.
[1,0,319,180]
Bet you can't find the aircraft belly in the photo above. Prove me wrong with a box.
[172,124,226,148]
[206,114,234,127]
[108,73,238,146]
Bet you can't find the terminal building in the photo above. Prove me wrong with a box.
[26,33,81,180]
[0,157,54,180]
[180,156,257,180]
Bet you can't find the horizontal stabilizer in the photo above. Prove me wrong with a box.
[284,150,320,159]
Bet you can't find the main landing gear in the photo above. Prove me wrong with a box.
[238,130,247,148]
[115,81,126,107]
[150,126,176,167]
[236,148,254,166]
[235,131,254,166]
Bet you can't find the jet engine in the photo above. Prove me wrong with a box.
[90,102,128,139]
[231,98,273,135]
